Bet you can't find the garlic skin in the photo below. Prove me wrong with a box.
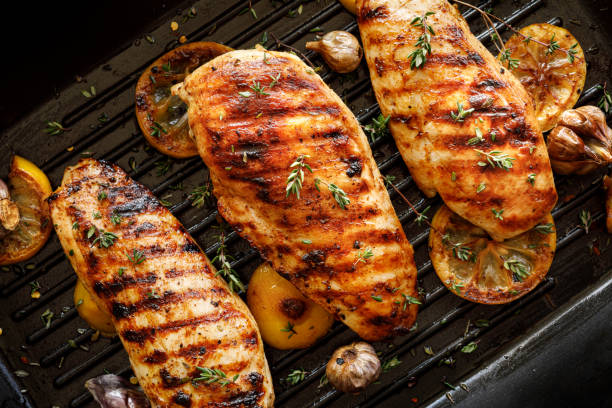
[0,179,19,239]
[547,105,612,175]
[306,31,363,73]
[325,342,381,394]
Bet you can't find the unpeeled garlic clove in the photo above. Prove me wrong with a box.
[546,105,612,175]
[325,341,381,394]
[306,31,363,74]
[0,179,19,239]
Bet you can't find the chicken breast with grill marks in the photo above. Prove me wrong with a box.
[48,158,273,408]
[357,0,557,241]
[173,48,419,341]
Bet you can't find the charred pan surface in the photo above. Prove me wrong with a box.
[48,158,273,407]
[174,49,418,341]
[357,0,557,241]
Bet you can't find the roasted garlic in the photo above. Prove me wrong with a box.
[306,31,363,73]
[0,179,19,239]
[326,342,381,394]
[547,105,612,175]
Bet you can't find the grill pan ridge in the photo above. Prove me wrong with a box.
[0,1,611,407]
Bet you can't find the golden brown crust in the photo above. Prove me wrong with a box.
[357,0,557,241]
[175,49,418,341]
[49,158,273,408]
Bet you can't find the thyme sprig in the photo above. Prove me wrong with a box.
[474,149,515,171]
[408,11,436,69]
[450,101,475,123]
[401,293,422,311]
[503,259,530,281]
[597,83,611,114]
[212,232,245,293]
[281,321,297,338]
[192,367,238,387]
[285,369,307,385]
[453,0,581,65]
[90,228,118,248]
[286,155,313,199]
[579,209,592,234]
[354,248,374,266]
[45,121,70,135]
[315,178,350,209]
[443,234,476,262]
[127,249,146,265]
[189,183,213,208]
[364,113,390,142]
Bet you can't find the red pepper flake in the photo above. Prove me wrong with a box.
[411,397,419,404]
[593,240,601,256]
[563,194,576,203]
[20,356,29,364]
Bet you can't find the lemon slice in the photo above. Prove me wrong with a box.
[135,42,232,158]
[338,0,357,14]
[502,23,586,132]
[429,205,556,304]
[0,156,53,265]
[74,279,115,337]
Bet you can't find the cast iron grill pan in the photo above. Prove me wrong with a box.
[0,1,610,407]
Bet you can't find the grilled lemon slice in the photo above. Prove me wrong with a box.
[429,205,556,304]
[135,42,232,158]
[0,156,53,265]
[74,279,115,337]
[338,0,357,14]
[502,23,586,132]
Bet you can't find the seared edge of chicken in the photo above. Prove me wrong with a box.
[48,158,273,408]
[357,0,557,241]
[173,48,419,341]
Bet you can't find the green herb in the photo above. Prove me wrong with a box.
[87,225,96,239]
[327,183,350,210]
[476,182,486,193]
[81,86,96,98]
[212,232,245,293]
[415,205,430,225]
[45,121,69,135]
[268,73,281,88]
[475,149,515,171]
[443,381,457,390]
[146,290,160,299]
[192,367,238,386]
[527,173,536,185]
[567,42,579,63]
[443,235,475,262]
[93,211,102,219]
[238,91,253,98]
[461,341,478,353]
[162,62,171,72]
[117,267,125,277]
[259,31,268,45]
[534,223,554,234]
[448,280,465,294]
[490,130,497,141]
[451,171,457,181]
[424,345,434,355]
[189,184,212,208]
[154,158,172,176]
[371,295,383,302]
[355,248,374,265]
[69,249,74,256]
[285,369,307,385]
[41,309,54,329]
[76,298,83,307]
[249,80,270,96]
[546,34,560,56]
[150,120,168,138]
[286,155,313,199]
[402,293,422,310]
[91,230,118,248]
[499,49,519,70]
[382,356,402,372]
[384,174,396,186]
[110,212,122,226]
[475,319,490,328]
[450,101,475,123]
[127,249,146,265]
[408,11,436,69]
[468,127,485,145]
[597,83,611,114]
[492,208,504,220]
[72,222,79,230]
[97,191,107,201]
[503,259,530,281]
[281,321,297,338]
[579,209,592,234]
[364,113,390,142]
[301,239,312,244]
[318,374,328,388]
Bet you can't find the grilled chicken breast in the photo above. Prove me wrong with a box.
[48,159,273,408]
[173,48,418,341]
[357,0,557,241]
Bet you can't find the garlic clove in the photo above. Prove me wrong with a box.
[306,31,363,74]
[0,179,19,238]
[558,106,611,148]
[325,341,381,394]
